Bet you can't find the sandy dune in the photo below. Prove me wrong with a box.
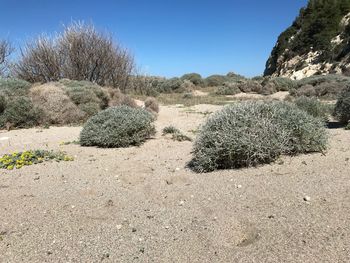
[0,104,349,262]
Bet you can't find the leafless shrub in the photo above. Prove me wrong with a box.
[14,22,134,91]
[106,88,137,108]
[0,40,14,76]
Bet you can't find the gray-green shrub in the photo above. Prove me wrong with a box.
[334,85,350,124]
[0,96,41,128]
[294,96,328,120]
[80,106,156,148]
[190,101,328,172]
[0,78,31,97]
[181,73,203,86]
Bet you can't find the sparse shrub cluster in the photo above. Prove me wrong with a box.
[190,101,328,173]
[181,73,204,86]
[291,75,350,99]
[80,106,156,148]
[0,150,74,170]
[144,97,159,114]
[334,85,350,124]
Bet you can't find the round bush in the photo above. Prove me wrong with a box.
[334,85,350,124]
[294,96,328,120]
[0,96,41,129]
[190,101,328,173]
[181,73,203,86]
[80,106,156,148]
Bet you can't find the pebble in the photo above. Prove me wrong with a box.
[175,167,180,171]
[179,200,185,206]
[116,225,122,230]
[303,196,311,202]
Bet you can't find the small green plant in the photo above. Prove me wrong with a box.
[181,73,204,86]
[0,150,74,170]
[80,106,156,148]
[162,125,192,142]
[162,125,180,135]
[190,101,328,173]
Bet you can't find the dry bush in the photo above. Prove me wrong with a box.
[14,22,134,91]
[144,97,159,114]
[0,40,14,76]
[30,83,85,125]
[106,88,137,108]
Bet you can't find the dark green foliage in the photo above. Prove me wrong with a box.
[334,85,350,123]
[80,106,156,148]
[181,73,204,86]
[215,85,241,95]
[158,78,186,93]
[265,0,350,75]
[0,94,6,113]
[162,125,180,135]
[262,77,297,91]
[0,97,41,128]
[190,101,328,173]
[294,96,328,120]
[236,80,263,93]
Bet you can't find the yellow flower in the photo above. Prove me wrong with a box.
[7,165,14,170]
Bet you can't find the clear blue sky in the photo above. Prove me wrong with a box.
[0,0,307,78]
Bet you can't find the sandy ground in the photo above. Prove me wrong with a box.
[0,104,350,263]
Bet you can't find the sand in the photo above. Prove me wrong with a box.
[0,104,349,262]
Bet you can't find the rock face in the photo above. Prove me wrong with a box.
[265,0,350,80]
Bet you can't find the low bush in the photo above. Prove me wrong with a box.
[0,150,74,170]
[60,80,109,117]
[294,96,328,120]
[215,83,241,95]
[334,85,350,124]
[205,75,228,87]
[290,84,317,97]
[236,80,263,93]
[262,77,296,91]
[0,94,6,113]
[106,88,138,108]
[0,78,31,97]
[0,96,41,129]
[181,73,204,86]
[144,97,159,114]
[189,101,328,172]
[30,84,85,124]
[159,78,186,93]
[162,125,192,142]
[80,106,156,148]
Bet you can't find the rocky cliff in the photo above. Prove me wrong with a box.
[264,0,350,80]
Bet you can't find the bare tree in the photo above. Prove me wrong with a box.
[14,36,61,82]
[0,40,14,76]
[14,22,134,90]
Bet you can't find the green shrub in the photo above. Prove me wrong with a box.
[236,80,263,93]
[0,97,41,128]
[190,101,328,172]
[159,78,185,93]
[215,83,241,95]
[0,94,6,113]
[162,125,180,135]
[80,106,156,148]
[205,75,228,87]
[294,96,328,120]
[334,85,350,124]
[262,77,296,91]
[60,80,109,118]
[181,73,203,86]
[162,125,191,142]
[0,78,31,97]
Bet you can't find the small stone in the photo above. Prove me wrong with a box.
[303,196,311,202]
[132,228,137,232]
[175,167,180,171]
[165,226,169,229]
[34,176,40,181]
[179,200,185,206]
[237,184,242,189]
[116,225,122,230]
